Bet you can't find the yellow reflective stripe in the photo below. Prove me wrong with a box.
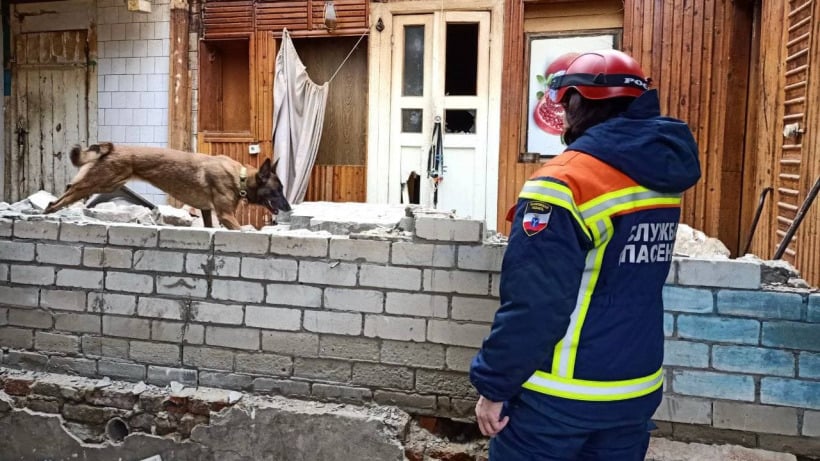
[578,185,647,213]
[519,180,591,240]
[523,368,664,402]
[585,197,681,224]
[578,186,682,225]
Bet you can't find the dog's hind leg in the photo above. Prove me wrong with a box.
[201,209,213,228]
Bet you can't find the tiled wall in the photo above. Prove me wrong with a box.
[95,0,171,205]
[0,214,818,456]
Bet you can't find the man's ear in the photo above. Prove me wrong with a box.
[258,158,272,180]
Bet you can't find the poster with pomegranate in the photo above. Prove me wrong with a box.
[526,33,618,158]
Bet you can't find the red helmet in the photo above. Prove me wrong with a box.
[548,49,649,103]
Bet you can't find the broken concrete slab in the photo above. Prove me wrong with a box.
[646,437,797,461]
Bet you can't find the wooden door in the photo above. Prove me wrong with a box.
[9,31,90,201]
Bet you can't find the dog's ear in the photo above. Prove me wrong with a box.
[258,158,272,180]
[99,142,114,156]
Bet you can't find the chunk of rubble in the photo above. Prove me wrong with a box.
[674,224,731,258]
[155,204,195,227]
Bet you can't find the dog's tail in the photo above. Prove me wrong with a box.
[70,142,113,167]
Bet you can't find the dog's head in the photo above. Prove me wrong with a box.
[70,142,114,167]
[253,158,292,215]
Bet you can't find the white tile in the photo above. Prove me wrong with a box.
[97,58,112,75]
[119,41,134,58]
[118,75,134,91]
[155,57,169,74]
[104,75,119,92]
[147,74,164,91]
[110,24,126,41]
[133,109,148,125]
[140,57,155,74]
[98,125,112,142]
[126,127,141,143]
[119,109,134,126]
[98,41,109,59]
[155,21,170,40]
[154,92,168,109]
[97,74,106,90]
[140,126,154,143]
[126,23,141,40]
[126,92,141,109]
[112,58,127,74]
[140,23,155,40]
[103,109,118,125]
[133,40,148,58]
[133,74,147,92]
[154,126,168,144]
[98,109,106,125]
[147,40,163,57]
[112,93,128,109]
[97,24,112,42]
[126,57,141,74]
[146,109,163,125]
[111,126,127,143]
[98,92,112,109]
[102,7,118,25]
[140,92,153,109]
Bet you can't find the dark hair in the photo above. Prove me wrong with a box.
[562,90,636,145]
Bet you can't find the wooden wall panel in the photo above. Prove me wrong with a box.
[305,165,366,202]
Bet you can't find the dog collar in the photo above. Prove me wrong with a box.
[239,167,248,198]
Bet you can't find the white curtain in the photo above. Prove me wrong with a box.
[273,29,330,204]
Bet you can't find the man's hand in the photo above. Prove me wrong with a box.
[475,395,509,437]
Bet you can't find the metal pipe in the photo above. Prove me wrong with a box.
[773,176,820,260]
[742,186,773,256]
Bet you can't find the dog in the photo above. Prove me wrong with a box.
[44,142,291,230]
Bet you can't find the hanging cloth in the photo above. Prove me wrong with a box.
[426,117,444,207]
[273,29,330,204]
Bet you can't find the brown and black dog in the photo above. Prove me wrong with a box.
[44,142,291,230]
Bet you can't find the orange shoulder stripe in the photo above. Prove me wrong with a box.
[529,151,639,206]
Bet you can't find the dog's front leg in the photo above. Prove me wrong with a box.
[216,211,242,230]
[45,186,87,214]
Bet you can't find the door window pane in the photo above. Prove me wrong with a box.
[445,23,478,96]
[403,26,425,96]
[445,109,476,134]
[402,109,424,133]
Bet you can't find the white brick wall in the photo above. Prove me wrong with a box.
[97,0,171,205]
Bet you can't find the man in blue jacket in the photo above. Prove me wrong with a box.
[470,49,701,460]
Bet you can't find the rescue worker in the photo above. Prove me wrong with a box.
[470,49,701,460]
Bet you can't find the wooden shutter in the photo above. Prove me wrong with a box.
[202,0,254,38]
[776,0,814,263]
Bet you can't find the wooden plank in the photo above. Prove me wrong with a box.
[168,0,192,152]
[26,63,41,196]
[52,67,66,195]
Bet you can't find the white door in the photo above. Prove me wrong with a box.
[389,12,490,219]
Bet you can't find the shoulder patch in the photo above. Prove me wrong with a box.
[522,201,552,236]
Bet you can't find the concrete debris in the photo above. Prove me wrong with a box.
[169,382,185,394]
[95,377,112,389]
[739,254,814,290]
[646,437,796,461]
[132,382,148,396]
[227,391,242,404]
[155,205,195,227]
[674,224,731,259]
[26,190,58,210]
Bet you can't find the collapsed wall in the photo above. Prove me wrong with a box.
[0,208,818,458]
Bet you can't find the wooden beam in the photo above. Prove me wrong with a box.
[168,0,192,152]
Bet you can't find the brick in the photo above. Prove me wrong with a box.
[359,264,421,291]
[261,331,319,357]
[663,340,710,368]
[0,241,35,261]
[416,370,476,398]
[147,366,197,386]
[677,258,761,289]
[319,336,379,361]
[672,370,755,401]
[183,346,234,370]
[192,302,243,325]
[0,217,12,237]
[186,254,241,277]
[4,350,47,370]
[83,247,132,268]
[269,233,329,257]
[26,398,60,414]
[130,340,180,366]
[151,321,204,344]
[0,307,6,325]
[809,294,820,322]
[663,314,674,337]
[445,347,478,372]
[364,315,426,342]
[88,292,136,315]
[106,271,153,293]
[212,279,264,303]
[235,353,292,375]
[266,283,323,308]
[0,263,7,282]
[294,358,351,382]
[298,261,357,286]
[159,227,214,250]
[713,345,794,377]
[214,231,269,254]
[48,357,97,376]
[103,316,151,339]
[762,321,820,352]
[325,288,383,313]
[352,363,413,389]
[199,371,253,390]
[303,310,361,335]
[245,306,301,331]
[35,332,80,353]
[57,268,104,289]
[0,327,34,348]
[253,378,310,397]
[82,336,130,359]
[329,237,390,263]
[311,383,371,403]
[54,313,101,334]
[758,434,820,459]
[451,297,499,322]
[9,309,53,329]
[36,243,82,265]
[716,290,804,320]
[804,410,820,437]
[240,257,298,281]
[491,274,500,297]
[386,293,448,318]
[761,377,820,410]
[457,244,505,272]
[665,260,678,284]
[0,286,39,307]
[713,401,798,435]
[374,390,437,410]
[14,220,59,240]
[63,403,121,424]
[60,222,107,243]
[206,326,259,350]
[98,359,146,380]
[677,315,759,345]
[415,215,483,242]
[137,297,183,320]
[10,265,55,285]
[427,320,489,347]
[381,341,445,369]
[134,250,184,272]
[391,242,455,267]
[652,394,712,424]
[662,286,714,313]
[423,269,489,295]
[41,289,86,312]
[108,224,158,247]
[800,352,820,379]
[156,276,208,298]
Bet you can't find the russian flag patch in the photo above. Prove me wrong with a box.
[522,201,552,236]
